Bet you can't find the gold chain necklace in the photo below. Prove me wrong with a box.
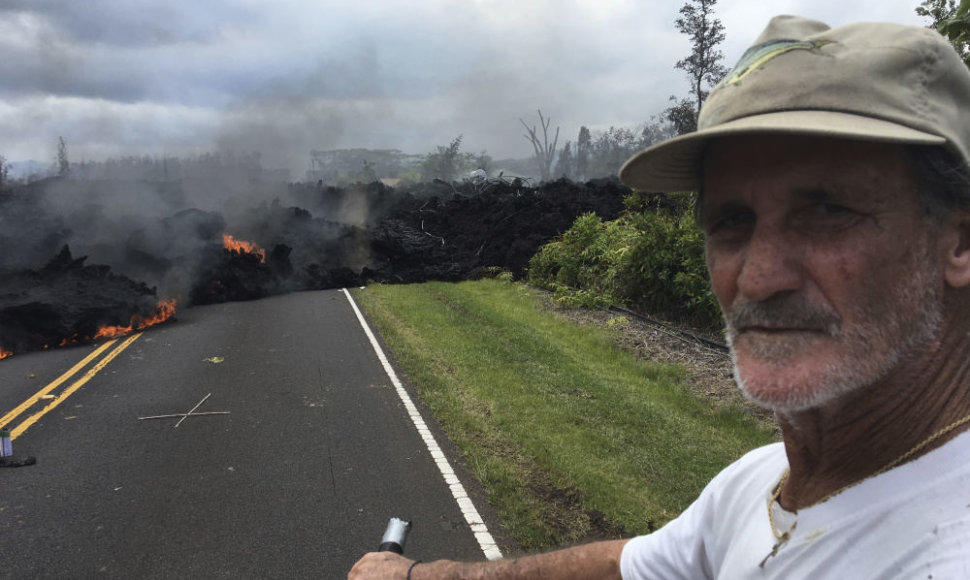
[759,411,970,568]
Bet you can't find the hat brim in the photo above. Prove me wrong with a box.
[618,110,947,192]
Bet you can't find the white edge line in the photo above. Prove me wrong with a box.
[342,287,503,561]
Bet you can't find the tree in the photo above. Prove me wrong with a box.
[57,136,70,177]
[918,0,960,24]
[640,115,679,148]
[923,0,970,67]
[672,0,728,128]
[565,119,677,180]
[422,135,464,182]
[588,126,642,178]
[554,141,574,180]
[664,96,699,136]
[520,109,560,182]
[575,126,592,182]
[0,154,8,192]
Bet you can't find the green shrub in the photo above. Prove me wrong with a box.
[477,266,515,281]
[528,197,722,330]
[550,284,614,309]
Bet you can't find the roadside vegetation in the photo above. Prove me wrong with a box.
[354,279,774,552]
[527,192,722,332]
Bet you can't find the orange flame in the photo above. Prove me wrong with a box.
[0,348,11,360]
[222,234,266,263]
[93,299,177,340]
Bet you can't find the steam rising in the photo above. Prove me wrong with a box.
[0,163,381,304]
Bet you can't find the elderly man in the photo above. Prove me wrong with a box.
[350,15,970,579]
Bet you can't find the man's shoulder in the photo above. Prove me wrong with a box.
[712,442,787,486]
[689,441,788,514]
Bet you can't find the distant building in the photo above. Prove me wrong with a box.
[306,148,423,184]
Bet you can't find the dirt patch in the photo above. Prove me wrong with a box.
[524,476,629,546]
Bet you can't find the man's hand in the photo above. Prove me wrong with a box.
[347,539,629,580]
[348,551,414,579]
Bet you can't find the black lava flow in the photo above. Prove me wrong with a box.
[0,177,630,357]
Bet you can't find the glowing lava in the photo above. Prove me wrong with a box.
[93,299,177,340]
[222,234,266,263]
[0,348,11,360]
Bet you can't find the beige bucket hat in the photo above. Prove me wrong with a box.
[619,15,970,192]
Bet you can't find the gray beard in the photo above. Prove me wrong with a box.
[725,246,944,413]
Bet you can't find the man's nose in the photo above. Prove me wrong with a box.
[736,226,804,303]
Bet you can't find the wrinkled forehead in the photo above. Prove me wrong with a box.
[701,135,915,196]
[695,135,927,228]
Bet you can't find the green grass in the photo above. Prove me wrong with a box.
[354,279,774,551]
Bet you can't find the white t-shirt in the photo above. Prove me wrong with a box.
[620,430,970,579]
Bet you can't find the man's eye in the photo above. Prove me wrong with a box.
[815,203,851,215]
[805,202,860,221]
[707,211,754,234]
[798,202,864,232]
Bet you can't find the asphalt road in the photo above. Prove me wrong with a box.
[0,289,501,579]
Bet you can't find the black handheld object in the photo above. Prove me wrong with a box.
[378,517,412,554]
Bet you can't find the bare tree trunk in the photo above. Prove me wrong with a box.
[520,109,560,182]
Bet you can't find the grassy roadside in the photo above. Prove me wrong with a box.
[354,279,774,552]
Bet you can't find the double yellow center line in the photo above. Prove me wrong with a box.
[0,333,142,439]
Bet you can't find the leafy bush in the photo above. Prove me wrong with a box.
[476,266,515,282]
[528,195,722,330]
[550,284,614,309]
[528,212,622,300]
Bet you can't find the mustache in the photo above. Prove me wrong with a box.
[726,295,841,337]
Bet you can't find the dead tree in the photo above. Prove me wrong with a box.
[520,110,559,182]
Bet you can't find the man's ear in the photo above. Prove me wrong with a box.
[943,211,970,288]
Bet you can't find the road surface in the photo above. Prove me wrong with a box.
[0,289,502,578]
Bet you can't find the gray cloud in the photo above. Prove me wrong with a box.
[1,0,253,48]
[0,0,929,168]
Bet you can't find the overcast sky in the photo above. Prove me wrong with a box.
[0,0,929,175]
